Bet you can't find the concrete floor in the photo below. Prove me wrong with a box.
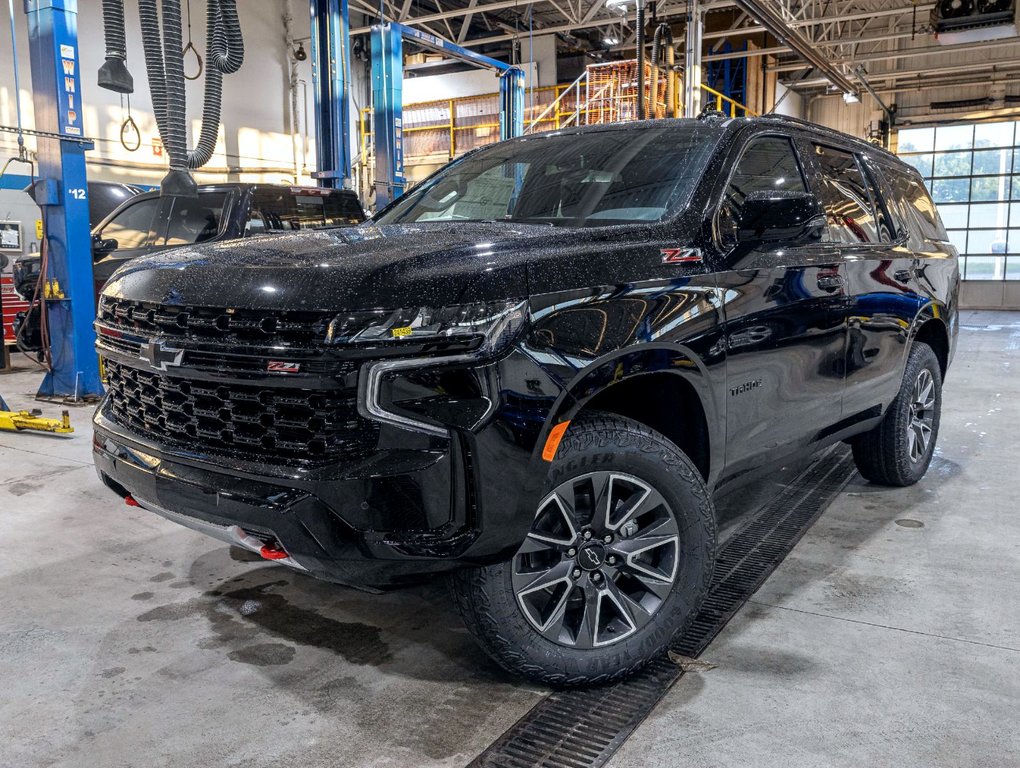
[1,310,1018,768]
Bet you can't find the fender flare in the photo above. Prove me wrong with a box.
[519,343,722,504]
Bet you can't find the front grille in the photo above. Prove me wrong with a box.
[104,358,378,464]
[98,297,335,348]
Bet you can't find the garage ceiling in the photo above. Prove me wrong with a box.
[350,0,1020,97]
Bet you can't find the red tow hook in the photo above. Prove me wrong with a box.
[259,541,290,561]
[124,495,141,507]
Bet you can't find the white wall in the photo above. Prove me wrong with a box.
[0,0,317,187]
[403,62,539,105]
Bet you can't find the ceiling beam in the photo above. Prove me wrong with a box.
[729,0,857,94]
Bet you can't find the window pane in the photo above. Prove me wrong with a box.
[938,204,968,228]
[1007,257,1020,280]
[931,178,970,203]
[901,154,933,177]
[1008,229,1020,254]
[933,151,972,177]
[968,202,1009,229]
[100,199,160,250]
[1011,202,1020,227]
[974,121,1015,148]
[719,136,807,249]
[972,149,1012,176]
[934,124,974,151]
[898,128,935,153]
[947,230,967,254]
[966,228,1007,254]
[971,176,1010,202]
[963,256,1004,279]
[159,193,230,246]
[812,144,880,244]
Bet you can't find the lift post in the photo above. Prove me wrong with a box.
[24,0,102,400]
[369,22,525,208]
[370,24,404,207]
[310,0,353,188]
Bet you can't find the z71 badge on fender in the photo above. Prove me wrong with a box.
[661,247,703,264]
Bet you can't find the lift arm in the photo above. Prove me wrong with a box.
[0,392,73,434]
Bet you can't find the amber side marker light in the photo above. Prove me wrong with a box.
[542,420,571,462]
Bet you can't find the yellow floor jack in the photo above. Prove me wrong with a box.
[0,393,74,435]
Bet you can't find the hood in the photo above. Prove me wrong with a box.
[102,222,555,311]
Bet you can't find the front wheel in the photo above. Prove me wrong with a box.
[451,414,716,686]
[851,341,943,487]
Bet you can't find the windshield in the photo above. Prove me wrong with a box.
[375,124,723,228]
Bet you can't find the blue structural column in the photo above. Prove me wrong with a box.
[309,0,353,188]
[371,24,404,209]
[25,0,102,399]
[499,67,525,141]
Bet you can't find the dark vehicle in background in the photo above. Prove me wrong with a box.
[92,116,958,685]
[13,184,365,350]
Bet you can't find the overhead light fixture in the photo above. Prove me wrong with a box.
[843,91,860,104]
[605,0,632,14]
[604,35,620,46]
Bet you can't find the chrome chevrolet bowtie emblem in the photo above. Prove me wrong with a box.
[139,340,184,371]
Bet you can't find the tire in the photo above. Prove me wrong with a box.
[451,413,716,687]
[851,341,942,487]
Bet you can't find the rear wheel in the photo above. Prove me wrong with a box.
[451,414,716,686]
[851,341,942,487]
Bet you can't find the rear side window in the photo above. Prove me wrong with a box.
[884,169,948,243]
[719,135,807,246]
[812,144,883,245]
[247,189,364,233]
[157,192,231,246]
[858,159,896,242]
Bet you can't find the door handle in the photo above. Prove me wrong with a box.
[817,274,844,292]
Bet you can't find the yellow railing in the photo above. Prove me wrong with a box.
[699,84,758,118]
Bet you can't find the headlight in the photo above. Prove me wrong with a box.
[330,299,527,355]
[354,300,528,437]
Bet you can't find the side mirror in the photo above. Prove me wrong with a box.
[92,234,119,256]
[735,190,826,247]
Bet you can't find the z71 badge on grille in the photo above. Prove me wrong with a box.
[267,361,301,373]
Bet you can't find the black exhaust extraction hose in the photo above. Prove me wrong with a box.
[135,0,245,196]
[98,0,134,94]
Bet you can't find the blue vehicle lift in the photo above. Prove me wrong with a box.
[309,0,353,189]
[297,5,530,207]
[23,0,102,400]
[369,22,525,208]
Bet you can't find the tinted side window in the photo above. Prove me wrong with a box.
[157,192,231,246]
[98,198,160,250]
[720,136,807,246]
[886,170,948,243]
[812,144,882,244]
[858,158,896,242]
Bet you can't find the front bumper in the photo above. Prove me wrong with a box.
[92,344,558,585]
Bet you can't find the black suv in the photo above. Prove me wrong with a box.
[93,115,959,686]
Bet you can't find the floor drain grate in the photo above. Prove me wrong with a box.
[468,445,857,768]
